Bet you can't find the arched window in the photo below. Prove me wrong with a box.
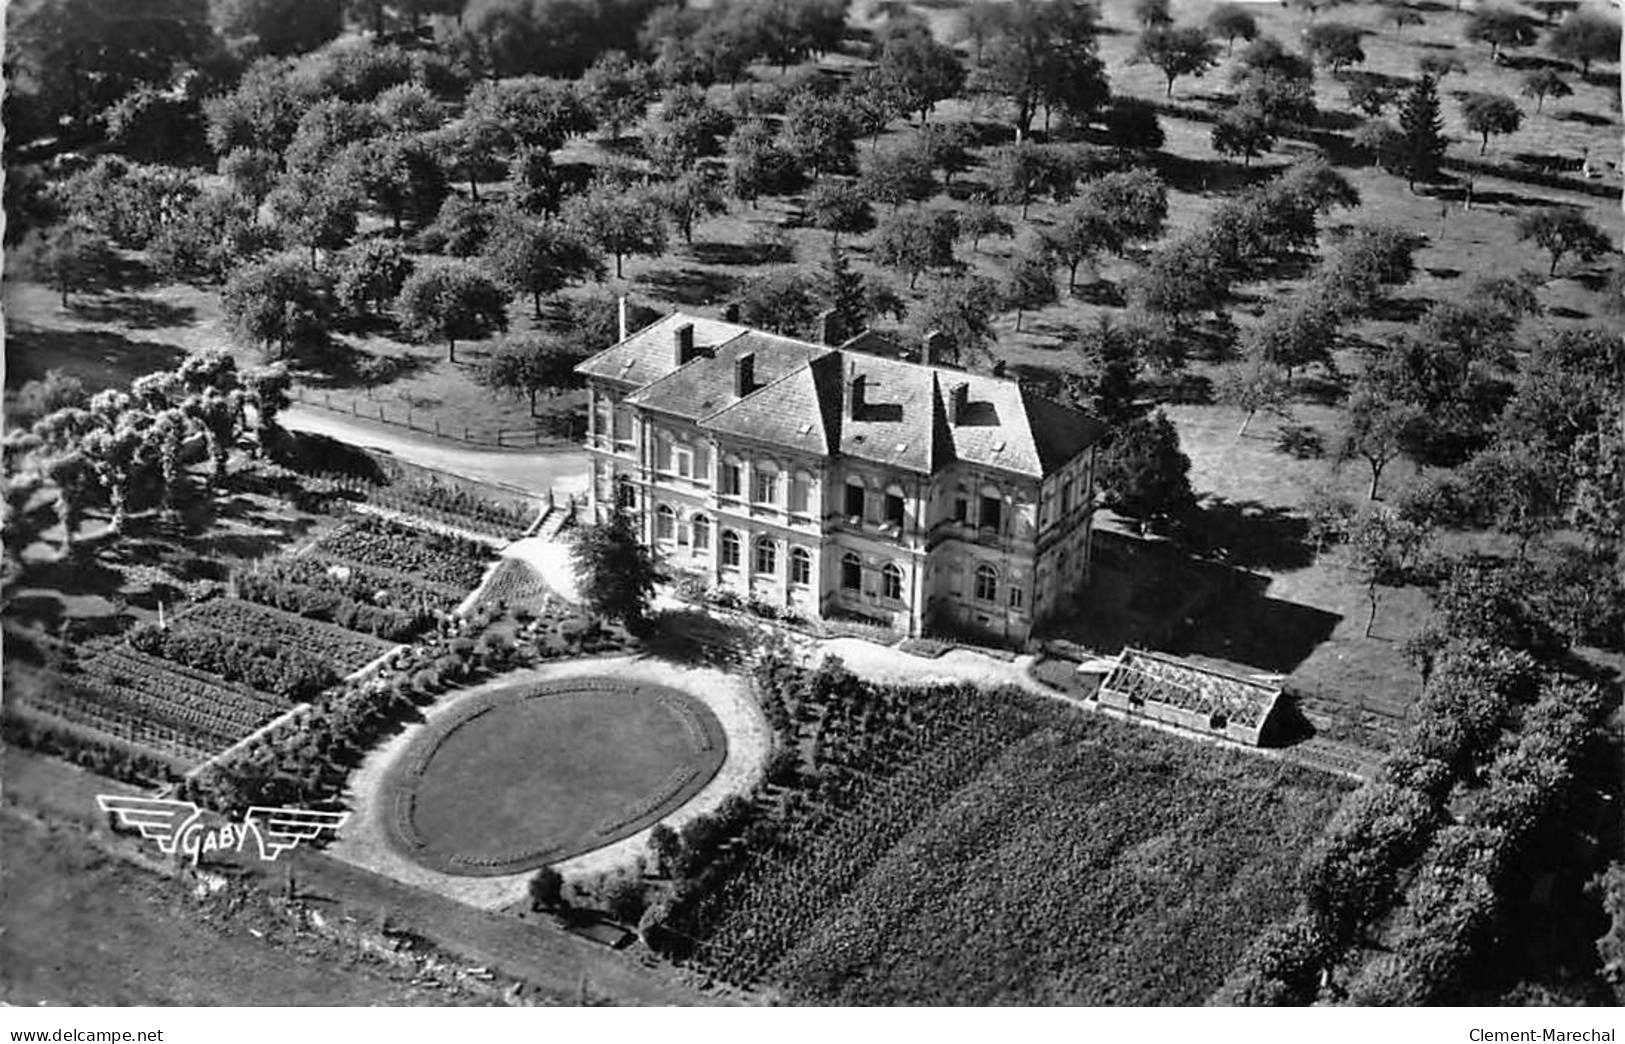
[655,503,675,540]
[754,536,777,575]
[974,564,998,602]
[841,552,862,591]
[881,562,904,601]
[790,547,812,585]
[721,529,741,568]
[692,514,711,551]
[789,471,812,514]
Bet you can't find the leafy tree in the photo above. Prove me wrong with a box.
[1043,202,1108,292]
[16,222,116,307]
[860,141,937,209]
[1097,409,1194,533]
[876,26,966,123]
[219,148,281,207]
[1078,168,1169,254]
[430,113,512,203]
[5,0,216,133]
[986,141,1073,218]
[723,119,804,207]
[1353,118,1404,173]
[10,371,88,430]
[838,69,908,145]
[509,148,566,216]
[737,270,821,337]
[1063,317,1143,427]
[1135,25,1220,97]
[214,0,343,56]
[1462,443,1567,559]
[917,122,974,186]
[529,866,565,911]
[1516,207,1611,276]
[474,332,584,415]
[1211,106,1276,165]
[1548,9,1621,74]
[482,215,604,317]
[1465,6,1538,60]
[951,0,1006,65]
[571,508,660,630]
[1519,69,1572,113]
[1231,36,1316,124]
[780,92,859,178]
[560,182,669,279]
[873,206,958,289]
[334,240,415,318]
[468,76,593,151]
[818,242,901,345]
[150,189,277,284]
[960,196,1013,253]
[1304,22,1366,70]
[1340,385,1425,499]
[973,0,1108,139]
[1104,97,1165,152]
[1134,0,1172,27]
[284,98,385,174]
[576,50,657,140]
[1245,296,1339,376]
[1004,243,1057,331]
[1128,233,1231,327]
[1344,72,1399,118]
[651,172,726,246]
[1460,93,1523,155]
[266,171,362,264]
[913,274,1001,368]
[222,255,335,359]
[43,451,97,553]
[1316,223,1421,317]
[337,135,449,233]
[374,82,447,135]
[1341,507,1432,636]
[641,85,733,169]
[1215,360,1291,436]
[57,156,197,250]
[396,261,510,362]
[1206,4,1258,54]
[1418,52,1467,81]
[804,179,876,244]
[1396,74,1447,188]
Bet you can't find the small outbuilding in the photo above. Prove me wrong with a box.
[1095,648,1283,746]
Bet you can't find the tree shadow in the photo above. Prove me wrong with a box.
[1168,586,1342,676]
[689,240,792,266]
[1555,110,1615,128]
[1149,151,1285,196]
[639,263,741,307]
[1549,305,1591,320]
[1367,296,1433,323]
[1425,266,1462,280]
[3,325,187,393]
[1186,495,1316,572]
[68,295,197,330]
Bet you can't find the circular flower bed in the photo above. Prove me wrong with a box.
[379,678,727,877]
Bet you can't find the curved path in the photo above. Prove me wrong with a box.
[328,654,771,912]
[282,404,589,496]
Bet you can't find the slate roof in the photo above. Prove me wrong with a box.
[575,312,1108,479]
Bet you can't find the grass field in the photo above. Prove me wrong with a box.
[384,680,727,875]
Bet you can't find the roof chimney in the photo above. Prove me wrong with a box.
[924,330,951,367]
[618,296,629,342]
[848,373,866,420]
[674,322,695,366]
[991,360,1007,379]
[734,351,755,397]
[950,381,969,425]
[817,307,840,346]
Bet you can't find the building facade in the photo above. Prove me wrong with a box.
[576,313,1106,644]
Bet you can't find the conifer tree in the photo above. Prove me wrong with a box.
[821,242,869,346]
[1397,75,1446,189]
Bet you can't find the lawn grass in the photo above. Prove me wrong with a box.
[383,679,726,876]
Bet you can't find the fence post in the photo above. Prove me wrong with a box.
[379,405,385,421]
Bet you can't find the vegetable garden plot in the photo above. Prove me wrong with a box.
[179,598,397,676]
[311,515,495,591]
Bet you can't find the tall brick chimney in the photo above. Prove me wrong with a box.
[734,352,755,397]
[674,322,695,366]
[848,373,866,420]
[950,381,969,425]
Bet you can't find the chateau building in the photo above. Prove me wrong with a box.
[576,313,1106,644]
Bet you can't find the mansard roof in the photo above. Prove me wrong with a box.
[576,312,1107,479]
